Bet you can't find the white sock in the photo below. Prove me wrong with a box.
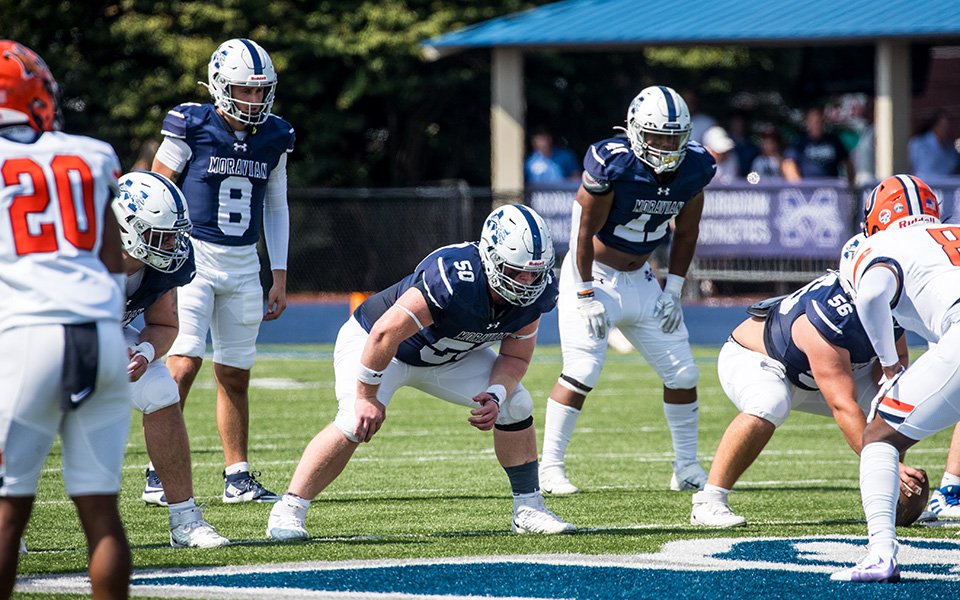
[168,497,197,516]
[225,462,250,476]
[541,399,581,468]
[941,472,960,488]
[282,493,311,510]
[148,461,156,471]
[693,484,731,505]
[860,442,900,551]
[664,400,699,466]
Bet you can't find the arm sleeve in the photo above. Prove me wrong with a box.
[855,265,901,368]
[263,153,289,270]
[153,137,192,174]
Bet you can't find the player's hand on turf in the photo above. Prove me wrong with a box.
[469,393,499,431]
[354,396,386,443]
[577,296,609,340]
[654,291,683,333]
[898,462,926,497]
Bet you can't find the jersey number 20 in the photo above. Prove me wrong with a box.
[3,155,97,256]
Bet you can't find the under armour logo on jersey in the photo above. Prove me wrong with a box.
[645,269,655,281]
[233,142,248,153]
[658,187,670,195]
[487,322,500,329]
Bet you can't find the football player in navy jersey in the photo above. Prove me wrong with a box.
[540,85,716,496]
[151,39,295,504]
[267,205,576,539]
[690,271,925,528]
[114,172,230,548]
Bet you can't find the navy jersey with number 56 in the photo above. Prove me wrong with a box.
[763,272,897,390]
[160,103,295,247]
[354,243,558,367]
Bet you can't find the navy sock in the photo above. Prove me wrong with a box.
[505,460,539,496]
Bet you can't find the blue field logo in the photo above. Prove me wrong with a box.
[18,535,960,598]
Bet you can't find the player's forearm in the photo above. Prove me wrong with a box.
[271,269,287,291]
[832,402,868,455]
[138,323,178,359]
[488,354,530,396]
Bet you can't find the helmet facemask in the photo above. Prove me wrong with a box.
[206,39,277,126]
[479,205,556,307]
[114,172,192,273]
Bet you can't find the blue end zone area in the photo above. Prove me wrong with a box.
[257,302,926,347]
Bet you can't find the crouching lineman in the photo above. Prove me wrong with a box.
[115,171,229,548]
[833,174,960,583]
[690,270,926,527]
[267,204,575,539]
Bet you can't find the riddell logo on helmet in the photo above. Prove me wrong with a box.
[249,75,268,82]
[894,215,938,229]
[528,260,546,267]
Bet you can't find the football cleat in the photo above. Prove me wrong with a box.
[169,506,230,548]
[830,553,900,583]
[690,493,747,528]
[267,500,309,541]
[670,460,708,491]
[539,464,579,495]
[142,468,168,507]
[511,494,576,534]
[223,470,280,503]
[928,485,960,519]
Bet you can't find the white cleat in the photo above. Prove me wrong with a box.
[670,460,709,491]
[169,507,230,548]
[691,492,747,528]
[267,500,309,541]
[539,464,579,495]
[512,494,576,534]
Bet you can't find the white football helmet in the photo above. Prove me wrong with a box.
[625,86,692,173]
[479,204,555,307]
[113,171,192,273]
[837,232,867,300]
[205,38,276,125]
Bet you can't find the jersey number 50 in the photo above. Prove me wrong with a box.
[3,156,97,256]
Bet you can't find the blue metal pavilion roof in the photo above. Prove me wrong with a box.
[423,0,960,57]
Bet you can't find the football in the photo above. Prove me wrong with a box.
[896,468,930,526]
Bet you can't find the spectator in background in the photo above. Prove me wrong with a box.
[702,126,739,183]
[908,112,959,178]
[728,113,760,177]
[525,128,581,183]
[852,99,876,186]
[750,129,784,180]
[782,106,854,186]
[680,89,717,145]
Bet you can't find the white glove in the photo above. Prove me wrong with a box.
[867,365,905,423]
[576,284,608,340]
[655,274,685,333]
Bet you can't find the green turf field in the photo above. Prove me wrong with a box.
[13,344,956,598]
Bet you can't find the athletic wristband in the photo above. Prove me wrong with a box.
[664,274,685,296]
[485,384,506,406]
[576,281,595,299]
[357,363,385,385]
[130,341,156,364]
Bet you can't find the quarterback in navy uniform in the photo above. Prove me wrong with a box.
[114,172,230,548]
[540,85,716,495]
[690,271,925,528]
[267,205,576,539]
[152,38,295,503]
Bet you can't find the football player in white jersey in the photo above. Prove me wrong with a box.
[540,86,716,496]
[115,171,229,548]
[0,41,131,598]
[832,174,960,583]
[151,38,295,503]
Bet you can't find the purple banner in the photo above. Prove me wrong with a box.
[529,178,960,261]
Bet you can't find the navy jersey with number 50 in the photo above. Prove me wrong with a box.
[763,272,897,390]
[354,243,558,367]
[583,137,715,255]
[160,103,295,247]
